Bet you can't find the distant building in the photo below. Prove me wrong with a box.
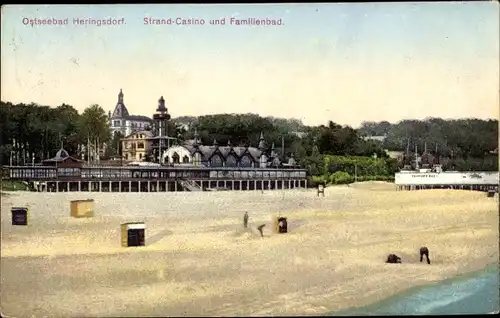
[163,132,297,168]
[42,148,82,168]
[115,93,300,169]
[121,130,154,162]
[7,96,307,192]
[362,135,386,142]
[109,89,152,137]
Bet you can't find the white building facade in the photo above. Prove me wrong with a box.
[109,89,152,137]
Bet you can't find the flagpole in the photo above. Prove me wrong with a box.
[87,134,90,165]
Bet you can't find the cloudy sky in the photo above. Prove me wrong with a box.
[1,3,498,127]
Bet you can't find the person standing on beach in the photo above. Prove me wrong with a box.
[243,212,249,228]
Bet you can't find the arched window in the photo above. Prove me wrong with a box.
[182,155,190,163]
[172,152,180,164]
[210,154,223,167]
[226,154,237,167]
[239,155,252,167]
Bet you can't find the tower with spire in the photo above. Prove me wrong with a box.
[432,143,442,172]
[111,89,130,118]
[151,96,174,164]
[193,129,201,148]
[258,132,268,168]
[109,89,152,137]
[258,132,266,151]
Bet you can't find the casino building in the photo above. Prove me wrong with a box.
[2,92,308,192]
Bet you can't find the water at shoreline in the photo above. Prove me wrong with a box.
[329,264,499,316]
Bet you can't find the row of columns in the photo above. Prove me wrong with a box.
[39,179,307,192]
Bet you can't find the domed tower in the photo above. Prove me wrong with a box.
[110,89,130,135]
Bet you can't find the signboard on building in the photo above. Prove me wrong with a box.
[395,171,499,185]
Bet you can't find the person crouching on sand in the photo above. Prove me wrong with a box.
[420,246,431,264]
[257,224,266,238]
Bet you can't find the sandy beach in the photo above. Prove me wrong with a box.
[1,182,498,317]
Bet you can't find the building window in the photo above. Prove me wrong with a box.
[113,120,120,127]
[182,155,190,163]
[226,154,237,167]
[172,152,180,164]
[139,153,142,160]
[210,154,223,167]
[57,168,80,177]
[239,155,252,167]
[137,142,145,149]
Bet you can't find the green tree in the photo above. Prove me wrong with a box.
[104,131,125,159]
[79,104,111,161]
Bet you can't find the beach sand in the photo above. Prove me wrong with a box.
[1,182,498,317]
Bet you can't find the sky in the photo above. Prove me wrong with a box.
[1,3,499,128]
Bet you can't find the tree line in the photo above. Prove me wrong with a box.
[1,101,498,183]
[358,118,498,158]
[0,101,110,165]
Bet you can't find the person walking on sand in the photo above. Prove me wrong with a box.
[257,224,266,238]
[243,212,249,228]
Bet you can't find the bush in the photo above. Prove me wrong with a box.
[1,180,28,191]
[310,175,327,186]
[329,171,354,184]
[323,155,393,176]
[310,173,394,185]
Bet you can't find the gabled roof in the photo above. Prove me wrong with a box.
[127,115,152,122]
[175,144,264,162]
[43,148,82,163]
